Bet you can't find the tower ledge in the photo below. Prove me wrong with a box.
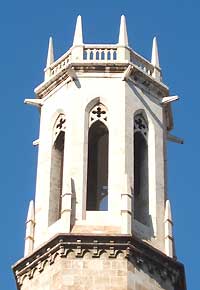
[13,233,186,290]
[37,44,168,94]
[34,43,173,130]
[36,60,169,99]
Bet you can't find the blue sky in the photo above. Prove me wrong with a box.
[0,1,198,289]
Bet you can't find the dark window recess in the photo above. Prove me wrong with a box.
[49,131,64,226]
[86,121,108,211]
[134,130,149,226]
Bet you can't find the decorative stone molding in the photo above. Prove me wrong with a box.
[13,234,186,290]
[54,114,66,137]
[35,62,169,100]
[34,61,172,130]
[89,103,107,127]
[134,114,148,140]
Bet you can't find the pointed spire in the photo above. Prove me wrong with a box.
[46,36,54,68]
[164,199,174,258]
[151,36,160,68]
[24,200,35,256]
[73,15,83,46]
[26,200,35,223]
[165,200,172,222]
[118,15,128,46]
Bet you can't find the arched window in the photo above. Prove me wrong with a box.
[48,114,66,226]
[86,104,108,211]
[133,114,149,225]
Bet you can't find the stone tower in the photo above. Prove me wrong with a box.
[13,15,186,290]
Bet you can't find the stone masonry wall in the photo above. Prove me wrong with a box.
[19,252,175,290]
[20,252,127,290]
[14,235,186,290]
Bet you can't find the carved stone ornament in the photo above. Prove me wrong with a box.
[13,234,186,289]
[53,114,66,142]
[134,114,148,140]
[89,103,107,127]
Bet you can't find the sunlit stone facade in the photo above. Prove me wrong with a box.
[13,15,186,290]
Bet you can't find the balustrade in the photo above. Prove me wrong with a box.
[49,50,72,77]
[46,44,155,80]
[83,45,117,61]
[130,50,154,76]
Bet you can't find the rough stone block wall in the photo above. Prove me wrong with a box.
[21,252,128,290]
[127,260,173,290]
[20,252,175,290]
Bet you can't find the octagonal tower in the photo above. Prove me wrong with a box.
[13,15,186,290]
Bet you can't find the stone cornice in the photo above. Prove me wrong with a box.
[34,62,169,99]
[33,62,172,131]
[32,60,173,131]
[13,234,186,290]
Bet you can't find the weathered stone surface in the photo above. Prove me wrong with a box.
[13,234,186,290]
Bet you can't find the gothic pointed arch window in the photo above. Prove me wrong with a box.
[134,113,149,226]
[48,114,66,226]
[86,104,108,211]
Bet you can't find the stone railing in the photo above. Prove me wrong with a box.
[45,44,156,80]
[130,49,154,76]
[83,45,117,61]
[48,49,72,78]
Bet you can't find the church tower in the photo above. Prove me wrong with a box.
[13,16,186,290]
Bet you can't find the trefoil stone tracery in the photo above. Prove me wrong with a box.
[89,104,107,127]
[54,114,66,142]
[134,114,148,140]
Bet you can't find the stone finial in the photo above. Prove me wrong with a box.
[151,36,160,68]
[24,200,35,256]
[151,37,162,80]
[164,199,174,258]
[46,37,54,68]
[73,15,83,46]
[118,15,128,46]
[165,200,172,222]
[26,200,35,222]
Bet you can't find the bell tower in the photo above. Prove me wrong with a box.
[13,15,186,290]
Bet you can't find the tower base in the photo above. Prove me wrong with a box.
[13,234,186,290]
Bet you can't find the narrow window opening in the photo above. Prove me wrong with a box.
[96,51,100,60]
[107,50,111,60]
[83,50,87,60]
[86,121,108,211]
[134,116,149,225]
[101,51,105,60]
[49,131,65,226]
